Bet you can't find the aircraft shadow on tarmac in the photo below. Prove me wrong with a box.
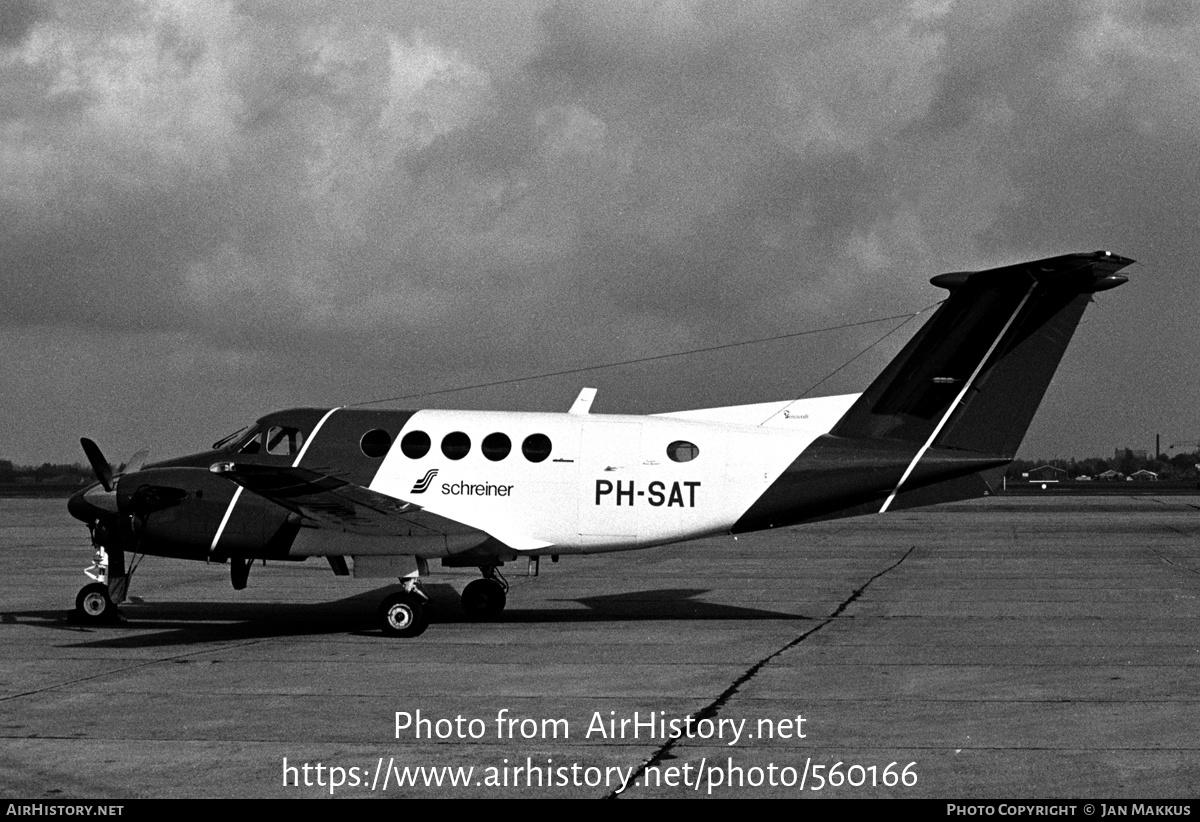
[2,586,806,647]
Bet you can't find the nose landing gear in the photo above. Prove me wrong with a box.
[72,545,135,624]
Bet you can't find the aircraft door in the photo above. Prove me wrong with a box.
[577,421,643,542]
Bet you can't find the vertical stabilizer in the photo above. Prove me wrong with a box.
[829,250,1133,457]
[734,250,1132,532]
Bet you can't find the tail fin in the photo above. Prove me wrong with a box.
[732,250,1132,532]
[830,250,1132,456]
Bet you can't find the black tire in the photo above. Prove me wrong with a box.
[74,583,115,623]
[378,592,428,638]
[461,578,507,619]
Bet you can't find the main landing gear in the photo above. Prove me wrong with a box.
[378,577,430,638]
[376,564,512,637]
[461,566,508,619]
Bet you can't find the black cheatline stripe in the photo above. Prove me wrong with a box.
[605,544,917,799]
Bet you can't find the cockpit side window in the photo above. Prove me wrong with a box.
[266,425,304,456]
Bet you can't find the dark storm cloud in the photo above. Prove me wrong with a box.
[405,0,915,342]
[1,0,1198,465]
[0,0,45,48]
[2,0,930,352]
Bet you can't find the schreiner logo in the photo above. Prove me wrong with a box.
[411,469,439,494]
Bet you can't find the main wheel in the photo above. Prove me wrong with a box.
[75,583,115,623]
[378,592,429,638]
[461,578,507,619]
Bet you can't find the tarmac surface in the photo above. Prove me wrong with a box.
[2,495,1198,799]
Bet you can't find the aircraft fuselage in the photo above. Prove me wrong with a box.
[72,396,867,565]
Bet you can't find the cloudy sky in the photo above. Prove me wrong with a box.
[2,0,1197,467]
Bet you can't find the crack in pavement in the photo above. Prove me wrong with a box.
[1147,539,1200,577]
[606,544,917,799]
[0,638,271,704]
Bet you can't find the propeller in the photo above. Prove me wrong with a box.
[70,439,156,523]
[80,437,114,492]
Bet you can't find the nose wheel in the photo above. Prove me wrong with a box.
[74,583,120,623]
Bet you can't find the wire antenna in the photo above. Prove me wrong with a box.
[348,303,943,408]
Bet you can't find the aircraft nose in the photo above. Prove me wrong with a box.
[68,481,120,522]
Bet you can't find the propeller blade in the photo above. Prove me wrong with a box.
[80,438,113,492]
[123,448,150,474]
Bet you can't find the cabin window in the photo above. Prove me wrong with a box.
[266,426,304,456]
[522,433,552,463]
[441,431,471,460]
[400,431,431,459]
[482,432,512,461]
[667,440,699,462]
[360,429,392,458]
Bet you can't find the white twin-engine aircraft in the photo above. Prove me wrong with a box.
[68,251,1133,637]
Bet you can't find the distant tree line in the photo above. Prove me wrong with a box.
[0,460,95,486]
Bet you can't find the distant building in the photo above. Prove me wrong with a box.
[1116,447,1147,460]
[1130,469,1159,481]
[1026,465,1068,482]
[1097,469,1123,481]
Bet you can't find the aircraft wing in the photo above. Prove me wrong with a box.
[209,462,480,540]
[209,462,554,551]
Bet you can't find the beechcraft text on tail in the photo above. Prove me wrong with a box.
[66,251,1133,637]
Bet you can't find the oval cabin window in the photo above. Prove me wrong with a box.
[482,432,512,461]
[360,429,392,458]
[441,431,471,460]
[400,431,431,459]
[522,433,552,463]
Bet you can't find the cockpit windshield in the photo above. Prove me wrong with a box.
[212,425,254,451]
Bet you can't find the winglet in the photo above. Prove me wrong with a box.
[569,387,597,415]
